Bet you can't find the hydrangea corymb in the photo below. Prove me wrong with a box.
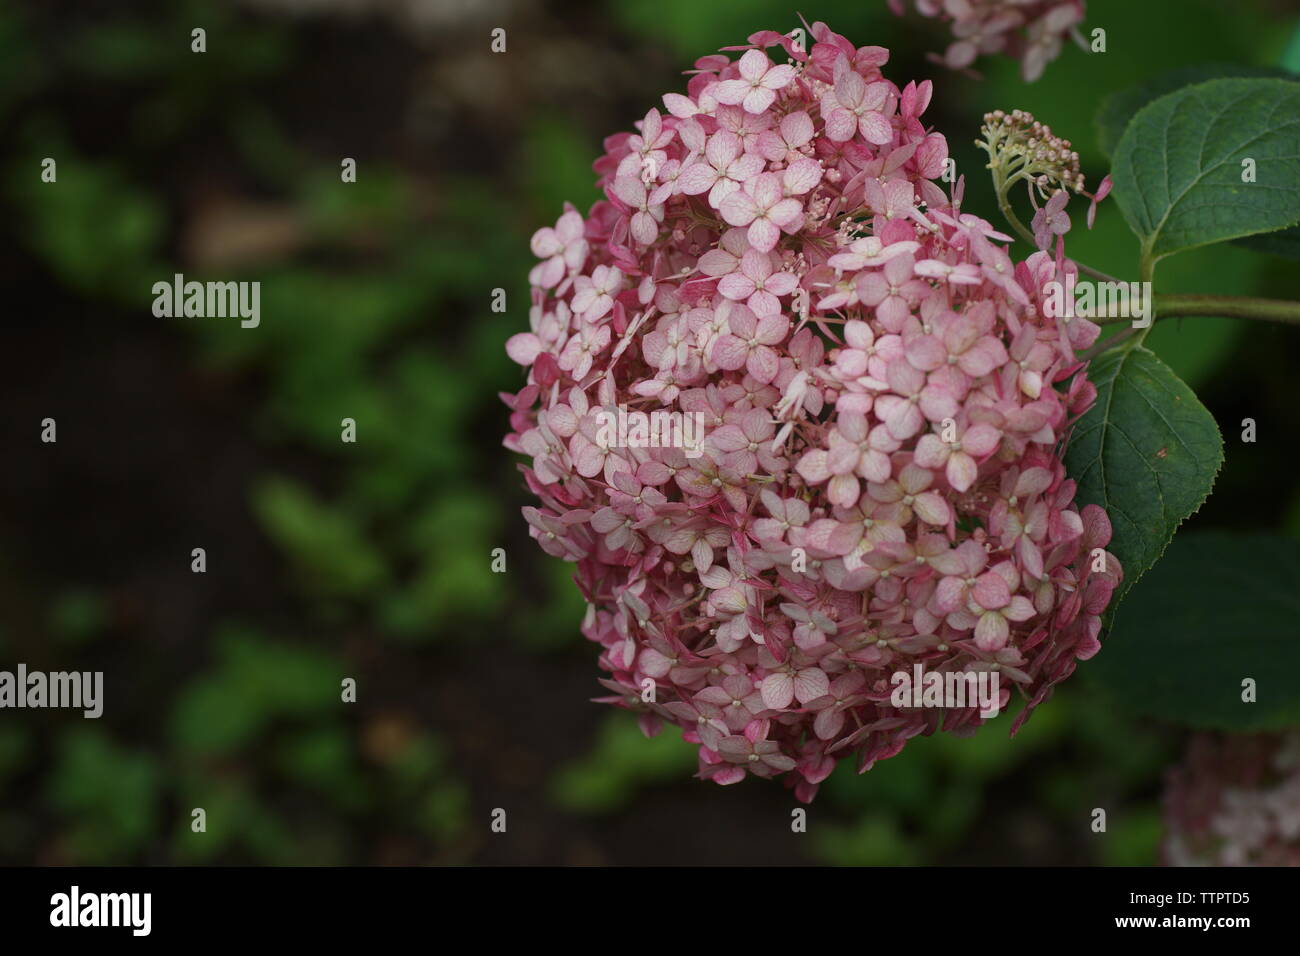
[503,22,1121,802]
[1164,732,1300,867]
[889,0,1086,82]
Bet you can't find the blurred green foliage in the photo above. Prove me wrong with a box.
[7,133,165,298]
[48,590,109,647]
[551,713,698,813]
[48,729,160,862]
[252,476,390,601]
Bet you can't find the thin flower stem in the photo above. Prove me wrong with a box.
[1078,326,1139,361]
[996,189,1036,248]
[1073,260,1123,284]
[1075,261,1121,283]
[994,175,1121,283]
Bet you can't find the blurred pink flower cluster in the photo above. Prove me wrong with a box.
[503,21,1120,801]
[889,0,1086,81]
[1163,732,1300,866]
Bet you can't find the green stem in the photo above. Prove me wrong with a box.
[1080,293,1300,361]
[996,188,1035,248]
[1155,294,1300,326]
[1133,243,1157,346]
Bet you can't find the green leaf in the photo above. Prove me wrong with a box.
[1064,345,1223,604]
[523,114,602,220]
[1099,809,1162,867]
[48,730,159,863]
[549,713,695,813]
[10,145,164,298]
[814,815,920,867]
[172,628,342,755]
[1087,532,1300,731]
[49,590,108,646]
[1234,224,1300,259]
[250,475,389,599]
[1110,78,1300,266]
[172,675,263,755]
[1282,19,1300,74]
[1095,65,1295,158]
[1094,67,1300,261]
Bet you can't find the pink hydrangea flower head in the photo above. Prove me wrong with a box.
[504,23,1121,802]
[1163,732,1300,866]
[890,0,1086,81]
